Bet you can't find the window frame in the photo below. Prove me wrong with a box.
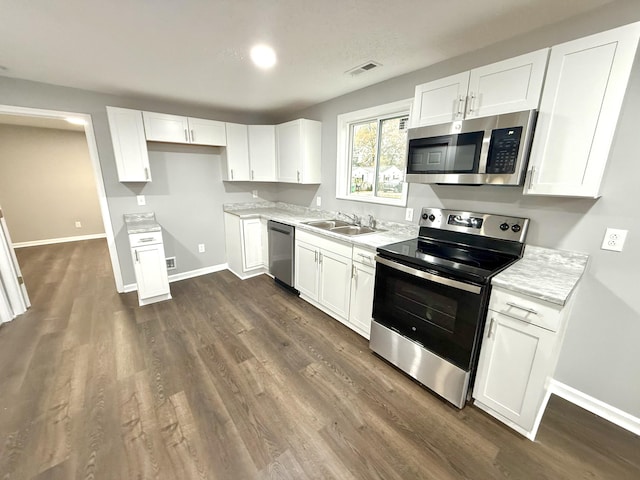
[336,99,412,207]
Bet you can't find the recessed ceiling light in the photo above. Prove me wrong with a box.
[250,44,277,69]
[65,117,87,126]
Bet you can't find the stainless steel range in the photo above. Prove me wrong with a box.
[370,207,529,408]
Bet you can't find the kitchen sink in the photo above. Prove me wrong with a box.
[303,219,385,236]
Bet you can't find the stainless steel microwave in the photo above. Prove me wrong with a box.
[405,110,537,186]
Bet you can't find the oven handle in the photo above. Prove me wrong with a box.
[375,256,482,295]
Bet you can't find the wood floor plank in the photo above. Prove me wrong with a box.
[0,239,637,480]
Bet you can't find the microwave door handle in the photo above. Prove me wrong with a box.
[375,256,481,294]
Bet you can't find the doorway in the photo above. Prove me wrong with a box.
[0,105,123,314]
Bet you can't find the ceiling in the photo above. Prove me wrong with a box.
[0,0,614,116]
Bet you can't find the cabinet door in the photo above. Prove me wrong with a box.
[106,107,151,182]
[473,312,556,432]
[525,24,640,197]
[467,49,548,119]
[295,241,318,300]
[349,262,375,338]
[142,111,190,143]
[410,72,470,127]
[223,123,251,181]
[188,117,227,146]
[318,249,352,319]
[276,120,302,183]
[248,125,277,181]
[241,218,263,271]
[132,244,170,300]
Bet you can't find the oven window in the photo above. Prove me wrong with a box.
[373,262,486,370]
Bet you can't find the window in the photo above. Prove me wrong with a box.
[336,99,412,206]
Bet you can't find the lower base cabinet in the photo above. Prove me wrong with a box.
[224,213,268,279]
[295,230,375,339]
[473,286,573,440]
[129,232,171,306]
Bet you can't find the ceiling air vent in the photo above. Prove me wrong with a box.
[346,61,382,76]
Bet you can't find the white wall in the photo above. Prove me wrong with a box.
[0,124,104,243]
[278,0,640,418]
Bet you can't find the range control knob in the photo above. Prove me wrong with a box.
[428,214,436,221]
[511,224,522,233]
[421,213,429,220]
[499,222,510,231]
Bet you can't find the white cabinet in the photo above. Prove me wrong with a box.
[276,119,322,184]
[142,111,227,146]
[128,231,171,306]
[106,106,151,182]
[410,49,548,127]
[221,124,277,182]
[248,125,277,181]
[295,230,352,319]
[524,23,640,197]
[224,213,267,279]
[221,122,250,181]
[348,246,376,339]
[473,286,572,440]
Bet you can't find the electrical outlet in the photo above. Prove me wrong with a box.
[75,221,82,228]
[601,228,628,252]
[252,190,258,198]
[137,195,146,206]
[198,243,205,253]
[316,196,322,207]
[166,257,176,270]
[405,208,414,222]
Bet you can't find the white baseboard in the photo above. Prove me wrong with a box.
[122,263,229,294]
[14,233,107,248]
[168,263,228,283]
[549,379,640,437]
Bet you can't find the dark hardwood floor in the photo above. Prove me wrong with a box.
[1,239,638,479]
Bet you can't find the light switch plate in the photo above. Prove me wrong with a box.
[252,190,258,198]
[405,208,414,222]
[137,195,146,206]
[316,196,322,207]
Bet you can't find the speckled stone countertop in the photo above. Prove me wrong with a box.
[124,212,162,234]
[223,201,418,249]
[492,245,589,306]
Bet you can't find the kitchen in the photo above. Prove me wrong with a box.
[1,0,639,478]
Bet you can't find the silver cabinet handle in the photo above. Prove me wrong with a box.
[139,237,155,243]
[506,302,538,315]
[357,252,373,262]
[251,170,254,180]
[297,170,300,183]
[467,92,476,115]
[190,129,195,142]
[314,250,318,263]
[134,250,139,262]
[352,264,357,279]
[528,166,536,190]
[144,167,149,180]
[319,252,323,264]
[184,129,189,142]
[230,169,234,180]
[487,317,496,338]
[457,95,465,117]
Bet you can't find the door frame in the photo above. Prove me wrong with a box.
[0,104,124,292]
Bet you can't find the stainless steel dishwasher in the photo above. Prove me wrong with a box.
[268,220,297,291]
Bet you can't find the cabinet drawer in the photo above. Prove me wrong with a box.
[352,246,376,267]
[489,287,563,332]
[129,231,163,247]
[296,229,351,257]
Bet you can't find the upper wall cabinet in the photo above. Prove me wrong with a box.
[106,106,151,182]
[410,49,549,128]
[276,119,322,184]
[221,124,277,181]
[524,23,640,198]
[142,111,227,146]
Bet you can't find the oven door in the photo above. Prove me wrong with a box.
[372,256,487,371]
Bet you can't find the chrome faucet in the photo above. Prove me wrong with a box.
[367,214,376,229]
[338,211,360,225]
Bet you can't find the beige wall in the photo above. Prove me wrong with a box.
[0,124,104,243]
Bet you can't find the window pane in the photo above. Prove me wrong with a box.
[376,116,408,199]
[349,121,377,196]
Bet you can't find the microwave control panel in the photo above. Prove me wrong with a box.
[486,126,523,174]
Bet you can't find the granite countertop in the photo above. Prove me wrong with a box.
[224,201,418,249]
[124,212,162,234]
[492,245,589,306]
